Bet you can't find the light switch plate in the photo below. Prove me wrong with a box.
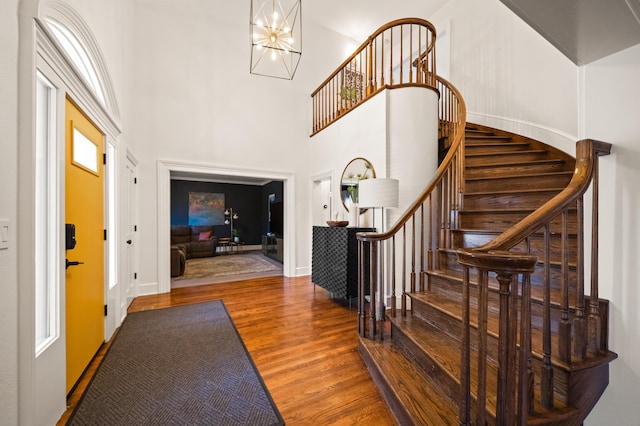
[0,219,9,250]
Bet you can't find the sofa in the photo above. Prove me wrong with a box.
[170,225,219,277]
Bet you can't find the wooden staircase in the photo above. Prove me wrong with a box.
[358,124,617,425]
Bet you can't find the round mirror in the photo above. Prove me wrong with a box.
[340,157,375,212]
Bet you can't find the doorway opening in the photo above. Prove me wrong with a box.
[168,176,284,288]
[156,160,295,295]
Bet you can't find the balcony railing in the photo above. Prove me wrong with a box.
[311,18,437,135]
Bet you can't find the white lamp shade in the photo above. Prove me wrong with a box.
[358,178,399,208]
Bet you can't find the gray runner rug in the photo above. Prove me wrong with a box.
[68,301,284,425]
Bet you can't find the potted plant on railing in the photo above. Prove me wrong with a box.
[232,228,241,243]
[339,85,358,112]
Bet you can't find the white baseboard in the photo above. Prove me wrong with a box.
[295,266,310,277]
[137,281,158,297]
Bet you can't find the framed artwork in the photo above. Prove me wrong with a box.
[188,192,225,226]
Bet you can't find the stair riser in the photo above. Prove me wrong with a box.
[465,137,512,144]
[463,190,562,210]
[465,143,531,154]
[438,251,578,292]
[457,212,578,234]
[466,161,569,178]
[465,173,573,193]
[452,232,578,262]
[466,151,548,166]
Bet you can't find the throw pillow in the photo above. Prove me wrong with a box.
[198,231,212,241]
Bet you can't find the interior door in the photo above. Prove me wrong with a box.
[65,97,105,394]
[124,157,137,308]
[312,176,332,226]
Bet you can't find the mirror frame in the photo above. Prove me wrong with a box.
[340,157,375,213]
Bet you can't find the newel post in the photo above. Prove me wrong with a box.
[457,250,538,424]
[495,271,518,423]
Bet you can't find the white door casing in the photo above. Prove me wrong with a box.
[311,172,333,226]
[18,5,123,424]
[123,154,138,311]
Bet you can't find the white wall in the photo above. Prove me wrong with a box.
[0,1,19,423]
[430,0,580,152]
[310,93,388,222]
[387,87,439,222]
[309,87,439,226]
[581,43,640,425]
[129,1,357,288]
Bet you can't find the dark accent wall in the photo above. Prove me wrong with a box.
[171,180,281,245]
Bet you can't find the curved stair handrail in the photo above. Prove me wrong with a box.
[470,139,612,252]
[357,75,466,242]
[311,18,437,135]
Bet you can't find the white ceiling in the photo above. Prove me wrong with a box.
[303,0,449,42]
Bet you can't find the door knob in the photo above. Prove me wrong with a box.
[66,259,84,269]
[126,239,132,245]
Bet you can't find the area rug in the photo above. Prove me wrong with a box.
[173,252,281,282]
[68,301,284,426]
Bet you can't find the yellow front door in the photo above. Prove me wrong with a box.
[65,97,105,394]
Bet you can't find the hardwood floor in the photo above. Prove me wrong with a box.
[58,275,396,425]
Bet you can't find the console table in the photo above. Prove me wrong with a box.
[311,226,374,304]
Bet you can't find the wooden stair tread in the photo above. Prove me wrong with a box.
[464,187,565,196]
[466,149,547,157]
[463,186,563,200]
[452,228,578,236]
[466,158,567,169]
[465,134,512,139]
[466,141,528,147]
[359,336,460,425]
[466,137,513,141]
[459,207,577,214]
[465,170,574,181]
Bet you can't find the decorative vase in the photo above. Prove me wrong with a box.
[349,203,359,227]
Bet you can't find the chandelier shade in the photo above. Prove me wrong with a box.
[250,0,302,80]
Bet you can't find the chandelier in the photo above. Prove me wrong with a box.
[250,0,302,80]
